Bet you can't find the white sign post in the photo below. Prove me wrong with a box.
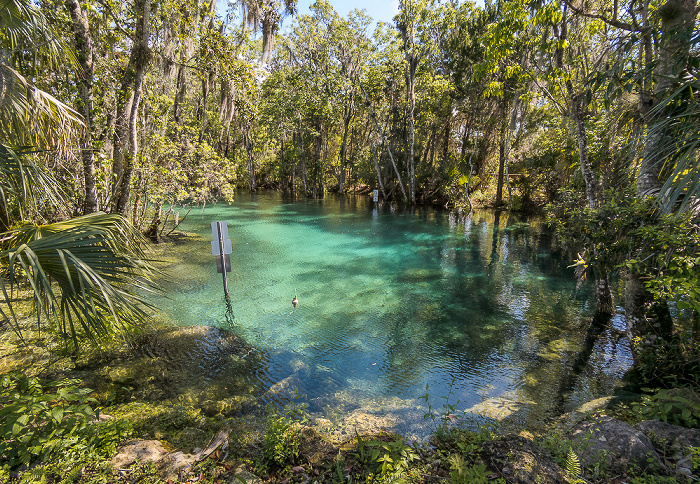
[211,221,232,296]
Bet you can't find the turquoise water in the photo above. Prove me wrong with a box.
[152,191,632,438]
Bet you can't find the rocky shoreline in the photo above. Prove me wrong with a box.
[3,323,700,483]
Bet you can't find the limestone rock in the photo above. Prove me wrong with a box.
[481,434,567,483]
[110,440,168,469]
[570,416,667,476]
[110,439,196,481]
[636,419,700,479]
[636,419,700,457]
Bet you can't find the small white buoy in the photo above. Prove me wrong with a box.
[292,289,298,308]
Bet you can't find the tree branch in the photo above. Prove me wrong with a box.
[561,0,636,32]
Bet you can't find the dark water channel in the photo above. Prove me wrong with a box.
[150,191,632,439]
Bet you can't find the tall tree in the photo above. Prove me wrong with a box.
[111,0,153,215]
[65,0,98,214]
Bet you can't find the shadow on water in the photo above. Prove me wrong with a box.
[145,191,633,439]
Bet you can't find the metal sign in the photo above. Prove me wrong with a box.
[211,221,232,296]
[372,189,379,202]
[211,222,232,256]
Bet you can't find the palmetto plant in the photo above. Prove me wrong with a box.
[651,66,700,214]
[0,0,82,153]
[1,212,159,350]
[0,144,65,231]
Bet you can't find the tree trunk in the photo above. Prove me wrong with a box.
[353,74,407,202]
[370,138,387,199]
[66,0,98,214]
[496,109,506,206]
[339,94,354,193]
[244,126,256,191]
[638,0,697,196]
[559,4,613,320]
[112,0,151,215]
[625,0,697,347]
[405,54,418,205]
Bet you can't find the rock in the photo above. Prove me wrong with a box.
[570,416,667,476]
[263,373,304,402]
[636,420,700,458]
[110,440,195,481]
[111,440,168,469]
[481,434,567,483]
[160,451,197,481]
[466,397,534,420]
[636,419,700,478]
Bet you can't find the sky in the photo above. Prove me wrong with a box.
[290,0,400,28]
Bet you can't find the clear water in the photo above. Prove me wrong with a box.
[151,191,632,438]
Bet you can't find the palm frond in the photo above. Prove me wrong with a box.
[647,54,700,214]
[0,214,160,351]
[0,144,65,230]
[0,65,83,153]
[0,0,77,68]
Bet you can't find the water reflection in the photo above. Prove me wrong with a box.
[151,191,632,438]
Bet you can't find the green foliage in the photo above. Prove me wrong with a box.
[0,212,159,352]
[564,448,585,484]
[0,373,132,472]
[448,454,490,484]
[353,431,419,482]
[691,447,700,470]
[547,189,700,384]
[630,388,700,428]
[257,402,308,472]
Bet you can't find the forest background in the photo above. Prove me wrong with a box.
[1,0,700,420]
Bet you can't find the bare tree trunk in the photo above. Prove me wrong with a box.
[559,4,613,320]
[353,75,407,202]
[626,0,697,345]
[496,109,506,206]
[112,0,151,215]
[66,0,98,214]
[244,126,256,191]
[638,0,697,196]
[370,138,387,199]
[405,55,418,205]
[339,94,354,193]
[297,128,309,196]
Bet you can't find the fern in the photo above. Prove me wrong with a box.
[565,448,586,484]
[19,466,48,484]
[57,464,83,484]
[449,454,489,484]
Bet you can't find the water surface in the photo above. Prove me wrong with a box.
[152,191,632,438]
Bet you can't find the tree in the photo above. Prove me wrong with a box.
[65,0,98,214]
[396,0,435,204]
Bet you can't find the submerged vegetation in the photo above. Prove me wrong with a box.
[1,0,700,480]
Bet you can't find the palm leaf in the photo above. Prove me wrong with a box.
[0,144,66,230]
[0,65,83,153]
[646,44,700,214]
[0,214,160,351]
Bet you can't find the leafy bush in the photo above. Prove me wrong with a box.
[0,373,132,472]
[630,388,700,428]
[257,402,307,472]
[353,432,419,482]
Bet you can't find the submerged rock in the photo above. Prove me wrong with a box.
[263,373,304,402]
